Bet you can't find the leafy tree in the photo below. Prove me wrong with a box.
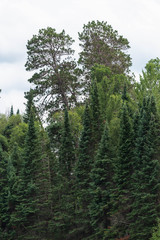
[25,27,82,116]
[135,58,160,113]
[3,114,22,139]
[9,122,28,152]
[78,20,131,76]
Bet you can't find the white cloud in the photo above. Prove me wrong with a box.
[0,89,27,115]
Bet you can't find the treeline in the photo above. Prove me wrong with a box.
[1,21,160,240]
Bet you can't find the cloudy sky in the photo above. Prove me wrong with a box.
[0,0,160,114]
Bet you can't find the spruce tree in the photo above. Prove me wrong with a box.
[129,97,160,240]
[89,123,113,239]
[113,102,133,238]
[4,156,20,240]
[16,109,40,239]
[74,104,93,239]
[10,105,14,117]
[0,145,9,239]
[90,79,102,151]
[50,109,76,239]
[59,109,76,177]
[23,89,35,123]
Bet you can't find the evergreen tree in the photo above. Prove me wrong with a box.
[10,105,14,117]
[74,104,93,239]
[89,123,113,239]
[4,156,20,240]
[129,98,160,240]
[59,109,76,177]
[113,102,133,238]
[0,145,9,239]
[23,89,35,123]
[50,109,76,239]
[16,109,40,239]
[90,79,102,151]
[16,109,20,115]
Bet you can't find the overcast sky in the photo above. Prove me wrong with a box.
[0,0,160,114]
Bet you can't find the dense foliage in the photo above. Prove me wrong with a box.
[1,21,160,240]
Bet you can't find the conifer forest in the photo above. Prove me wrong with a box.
[1,20,160,240]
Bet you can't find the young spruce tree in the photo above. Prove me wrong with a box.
[129,97,160,240]
[89,123,113,239]
[74,104,93,239]
[113,101,133,238]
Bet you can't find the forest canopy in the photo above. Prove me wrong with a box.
[0,20,160,240]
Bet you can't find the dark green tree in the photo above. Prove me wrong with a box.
[90,79,102,150]
[13,109,52,239]
[59,109,76,177]
[23,89,35,123]
[74,104,93,239]
[3,155,21,240]
[129,98,160,240]
[50,109,76,239]
[0,145,9,239]
[89,123,113,239]
[10,106,14,117]
[113,102,133,238]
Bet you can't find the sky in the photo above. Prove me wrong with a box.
[0,0,160,114]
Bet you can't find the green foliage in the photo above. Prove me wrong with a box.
[90,79,102,149]
[112,101,133,238]
[129,97,160,240]
[9,122,28,151]
[89,123,113,239]
[78,20,131,75]
[3,114,22,139]
[150,219,160,240]
[68,105,84,147]
[135,58,160,114]
[0,114,8,134]
[75,104,92,184]
[23,89,35,123]
[2,21,160,240]
[0,134,8,151]
[59,109,76,176]
[25,27,83,116]
[0,145,9,239]
[74,104,93,238]
[10,105,14,117]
